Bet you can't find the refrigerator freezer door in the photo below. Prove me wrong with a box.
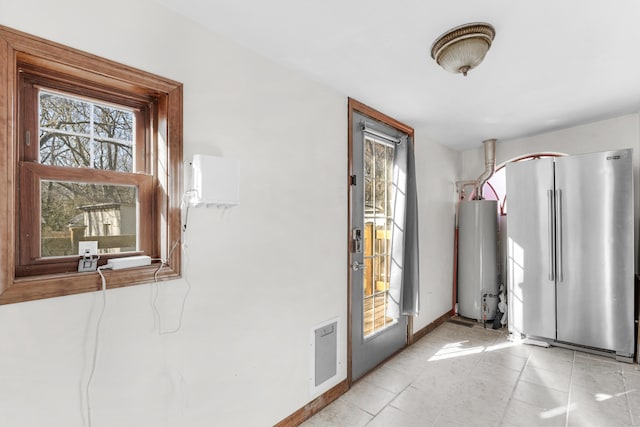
[555,149,634,356]
[506,158,556,340]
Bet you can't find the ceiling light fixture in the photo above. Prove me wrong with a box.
[430,22,495,76]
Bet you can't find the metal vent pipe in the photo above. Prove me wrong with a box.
[475,138,497,199]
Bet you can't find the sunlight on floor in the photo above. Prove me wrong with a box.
[540,403,573,419]
[303,322,640,427]
[428,342,485,361]
[427,334,519,362]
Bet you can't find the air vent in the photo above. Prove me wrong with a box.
[313,320,338,387]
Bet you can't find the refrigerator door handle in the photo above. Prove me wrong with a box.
[547,190,555,281]
[556,189,564,282]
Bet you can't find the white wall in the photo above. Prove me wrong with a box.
[0,1,459,426]
[461,114,640,271]
[0,1,348,426]
[413,132,461,331]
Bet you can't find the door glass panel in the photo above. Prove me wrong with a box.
[40,180,138,257]
[363,137,396,338]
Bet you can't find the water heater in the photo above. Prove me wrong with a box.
[458,200,498,321]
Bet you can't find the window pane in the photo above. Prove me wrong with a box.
[364,177,373,212]
[386,145,394,180]
[364,138,373,177]
[39,134,91,168]
[374,143,386,179]
[39,91,134,172]
[363,138,396,338]
[39,92,90,134]
[93,105,133,140]
[40,181,137,257]
[94,140,134,171]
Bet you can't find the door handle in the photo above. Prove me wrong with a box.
[556,189,563,282]
[547,190,555,282]
[352,228,362,254]
[351,261,366,271]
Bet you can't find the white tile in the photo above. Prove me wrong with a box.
[622,362,640,376]
[501,399,567,427]
[569,383,630,416]
[305,322,638,426]
[456,367,520,402]
[624,373,640,425]
[366,405,426,427]
[433,414,499,427]
[520,365,571,392]
[339,381,396,416]
[490,340,536,360]
[478,349,528,373]
[301,399,373,427]
[567,409,632,427]
[381,350,428,378]
[389,385,443,423]
[526,347,574,375]
[362,365,413,394]
[567,383,633,426]
[407,340,441,359]
[434,392,506,427]
[512,381,569,410]
[423,341,485,366]
[411,358,472,394]
[573,354,623,374]
[570,366,625,395]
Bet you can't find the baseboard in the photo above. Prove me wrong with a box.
[411,309,454,342]
[274,379,349,427]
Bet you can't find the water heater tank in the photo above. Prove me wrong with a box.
[458,200,498,321]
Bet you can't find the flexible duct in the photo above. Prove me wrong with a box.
[475,138,497,199]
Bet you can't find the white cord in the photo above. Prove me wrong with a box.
[86,265,110,427]
[150,188,196,333]
[151,240,191,335]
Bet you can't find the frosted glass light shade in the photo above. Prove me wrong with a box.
[431,23,495,76]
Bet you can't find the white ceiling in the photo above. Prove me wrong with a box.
[157,0,640,150]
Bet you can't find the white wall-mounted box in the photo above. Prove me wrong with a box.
[191,154,240,207]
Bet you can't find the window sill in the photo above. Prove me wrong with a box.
[0,264,180,305]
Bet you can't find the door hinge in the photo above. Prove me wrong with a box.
[350,175,356,186]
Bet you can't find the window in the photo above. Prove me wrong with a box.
[0,25,183,304]
[363,136,395,337]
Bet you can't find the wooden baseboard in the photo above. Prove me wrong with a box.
[274,379,349,427]
[411,309,454,342]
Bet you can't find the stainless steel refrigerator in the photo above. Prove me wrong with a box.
[506,148,634,360]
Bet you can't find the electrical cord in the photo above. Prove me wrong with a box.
[86,265,111,427]
[84,184,196,424]
[182,189,197,231]
[151,239,191,335]
[150,188,196,333]
[85,186,196,424]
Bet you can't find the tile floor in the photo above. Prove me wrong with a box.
[302,320,640,427]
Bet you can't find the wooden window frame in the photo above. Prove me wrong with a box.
[0,25,183,304]
[17,70,155,275]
